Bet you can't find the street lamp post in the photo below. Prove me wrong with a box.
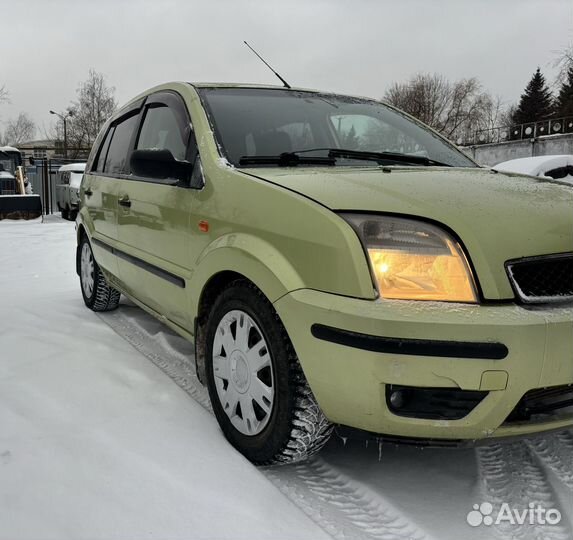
[49,109,74,159]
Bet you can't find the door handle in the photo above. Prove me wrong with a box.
[118,196,131,208]
[84,188,93,197]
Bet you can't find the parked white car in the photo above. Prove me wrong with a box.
[55,163,86,220]
[494,155,573,184]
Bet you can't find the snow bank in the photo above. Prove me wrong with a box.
[0,219,329,540]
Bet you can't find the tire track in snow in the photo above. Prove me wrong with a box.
[477,441,572,540]
[265,458,430,540]
[527,430,573,492]
[98,307,433,540]
[98,308,211,411]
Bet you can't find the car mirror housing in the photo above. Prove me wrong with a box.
[130,149,193,184]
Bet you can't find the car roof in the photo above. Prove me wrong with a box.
[494,155,573,176]
[188,82,379,101]
[114,81,384,124]
[58,163,86,172]
[190,82,317,92]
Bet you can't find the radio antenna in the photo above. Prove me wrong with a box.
[243,41,291,89]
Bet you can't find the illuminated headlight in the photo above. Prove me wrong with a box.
[341,214,478,303]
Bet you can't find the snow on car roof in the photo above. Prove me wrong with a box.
[493,155,573,176]
[58,163,86,173]
[0,146,20,153]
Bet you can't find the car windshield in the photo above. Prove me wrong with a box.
[198,87,477,168]
[0,153,17,174]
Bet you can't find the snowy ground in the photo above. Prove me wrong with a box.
[1,217,572,540]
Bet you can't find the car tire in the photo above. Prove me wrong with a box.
[205,280,333,465]
[79,236,121,312]
[61,207,69,220]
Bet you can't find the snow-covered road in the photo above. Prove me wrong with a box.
[1,218,572,540]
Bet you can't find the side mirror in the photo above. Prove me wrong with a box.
[130,149,193,183]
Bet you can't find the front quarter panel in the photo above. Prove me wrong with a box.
[183,84,377,321]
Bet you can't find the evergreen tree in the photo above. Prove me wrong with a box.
[340,125,360,149]
[555,65,573,118]
[512,68,554,125]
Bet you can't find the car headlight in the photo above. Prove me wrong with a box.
[341,214,478,303]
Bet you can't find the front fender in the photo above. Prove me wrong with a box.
[190,232,304,319]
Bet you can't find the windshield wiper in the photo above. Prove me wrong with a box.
[239,148,453,168]
[239,154,335,167]
[291,148,453,167]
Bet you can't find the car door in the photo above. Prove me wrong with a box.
[116,91,198,329]
[82,105,142,281]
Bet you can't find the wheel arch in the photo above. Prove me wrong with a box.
[191,233,304,383]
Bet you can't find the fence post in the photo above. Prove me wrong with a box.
[42,159,48,215]
[48,158,52,215]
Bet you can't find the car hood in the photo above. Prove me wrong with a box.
[244,166,573,300]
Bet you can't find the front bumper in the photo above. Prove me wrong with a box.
[274,289,573,440]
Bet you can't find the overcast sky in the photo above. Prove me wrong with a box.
[2,0,572,138]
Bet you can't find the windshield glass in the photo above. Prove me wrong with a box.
[198,88,477,168]
[0,153,17,174]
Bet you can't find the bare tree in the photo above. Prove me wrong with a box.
[53,70,117,157]
[384,73,500,143]
[554,43,573,87]
[0,112,36,146]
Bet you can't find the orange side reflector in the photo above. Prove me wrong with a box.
[198,220,209,233]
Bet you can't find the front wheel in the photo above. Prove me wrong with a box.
[79,236,121,312]
[205,281,333,465]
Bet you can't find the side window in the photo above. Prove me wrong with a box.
[92,127,115,173]
[104,113,140,174]
[136,105,188,161]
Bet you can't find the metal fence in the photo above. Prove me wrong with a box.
[25,158,85,215]
[467,116,573,146]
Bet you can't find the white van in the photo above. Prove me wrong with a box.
[56,163,86,220]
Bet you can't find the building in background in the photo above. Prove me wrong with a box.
[17,139,91,161]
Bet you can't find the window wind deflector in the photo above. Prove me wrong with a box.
[238,153,336,167]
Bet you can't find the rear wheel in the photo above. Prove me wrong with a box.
[205,280,333,465]
[61,207,69,220]
[79,236,121,312]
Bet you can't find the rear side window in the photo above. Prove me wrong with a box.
[92,127,114,173]
[136,105,187,161]
[104,113,140,174]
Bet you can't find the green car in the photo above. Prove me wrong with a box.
[76,82,573,464]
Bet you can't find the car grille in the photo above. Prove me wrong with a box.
[505,384,573,423]
[506,254,573,303]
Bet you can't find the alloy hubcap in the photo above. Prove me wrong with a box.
[80,243,95,298]
[213,310,274,436]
